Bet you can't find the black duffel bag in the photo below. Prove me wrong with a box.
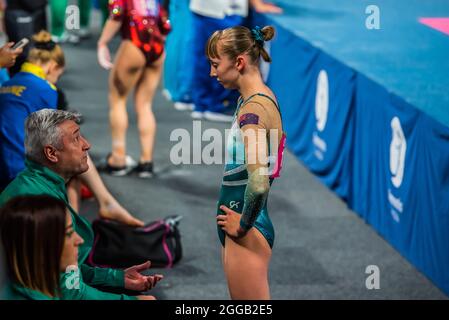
[87,215,183,269]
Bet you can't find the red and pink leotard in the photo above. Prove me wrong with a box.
[109,0,171,65]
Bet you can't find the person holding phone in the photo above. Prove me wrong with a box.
[0,30,144,228]
[3,0,47,75]
[0,41,23,68]
[11,38,29,50]
[0,31,65,189]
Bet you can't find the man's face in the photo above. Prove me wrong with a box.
[55,120,91,177]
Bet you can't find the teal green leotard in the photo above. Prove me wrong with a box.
[216,93,285,248]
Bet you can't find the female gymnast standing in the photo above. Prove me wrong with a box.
[207,25,286,299]
[97,0,171,177]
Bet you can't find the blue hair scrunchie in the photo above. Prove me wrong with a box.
[251,26,264,46]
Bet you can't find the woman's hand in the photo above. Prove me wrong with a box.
[217,205,248,238]
[124,261,164,292]
[96,19,122,69]
[97,43,113,70]
[0,43,23,68]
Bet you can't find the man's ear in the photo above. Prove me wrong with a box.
[43,145,59,164]
[236,55,246,72]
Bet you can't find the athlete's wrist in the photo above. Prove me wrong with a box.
[239,219,252,233]
[236,226,248,238]
[97,41,108,48]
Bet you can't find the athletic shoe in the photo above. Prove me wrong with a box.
[134,161,154,178]
[204,110,235,123]
[191,111,204,119]
[104,162,129,176]
[99,154,136,176]
[51,32,80,44]
[76,28,91,39]
[125,155,137,168]
[174,102,194,111]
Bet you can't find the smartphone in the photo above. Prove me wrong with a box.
[11,38,29,50]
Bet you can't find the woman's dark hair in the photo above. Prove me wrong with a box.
[0,195,67,298]
[206,25,275,64]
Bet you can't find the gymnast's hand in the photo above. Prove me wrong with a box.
[124,261,164,292]
[217,205,248,238]
[97,43,113,70]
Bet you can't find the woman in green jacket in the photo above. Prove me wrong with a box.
[0,195,161,300]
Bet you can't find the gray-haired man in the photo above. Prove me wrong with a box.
[0,109,160,300]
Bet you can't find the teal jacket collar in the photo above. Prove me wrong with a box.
[24,159,68,197]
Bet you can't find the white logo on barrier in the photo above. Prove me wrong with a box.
[313,70,329,160]
[315,70,329,132]
[389,117,406,188]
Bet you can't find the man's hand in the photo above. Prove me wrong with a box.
[124,261,164,292]
[0,43,23,68]
[251,0,283,14]
[217,205,248,238]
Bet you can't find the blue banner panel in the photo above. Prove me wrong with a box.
[406,114,449,294]
[267,17,449,295]
[267,25,355,200]
[257,9,449,296]
[351,74,421,237]
[351,74,449,294]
